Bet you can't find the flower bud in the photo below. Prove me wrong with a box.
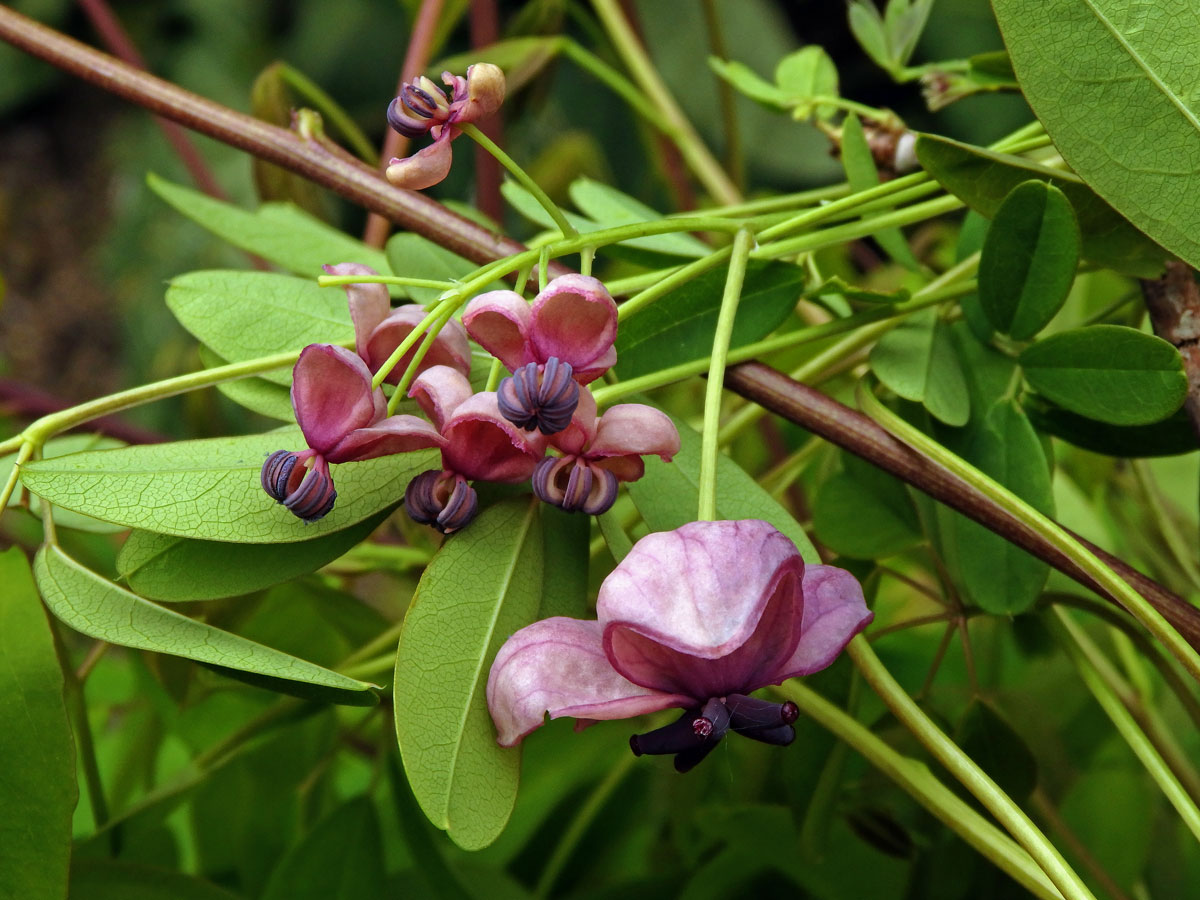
[260,450,337,522]
[532,456,619,516]
[404,469,479,534]
[496,357,580,435]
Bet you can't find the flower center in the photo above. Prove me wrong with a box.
[496,357,580,435]
[404,469,478,534]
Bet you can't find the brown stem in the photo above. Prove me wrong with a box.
[723,362,1200,654]
[362,0,445,248]
[469,0,504,225]
[1141,260,1200,443]
[0,5,566,282]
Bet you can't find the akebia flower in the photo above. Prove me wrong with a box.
[463,275,619,434]
[385,63,506,190]
[532,389,679,515]
[403,365,546,532]
[323,263,471,383]
[261,344,444,522]
[486,520,873,772]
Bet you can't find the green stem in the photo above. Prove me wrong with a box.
[484,357,505,392]
[775,680,1067,900]
[317,274,458,291]
[459,123,576,238]
[697,229,753,521]
[1132,460,1200,592]
[1048,608,1200,842]
[534,752,637,899]
[371,301,449,390]
[590,0,740,205]
[847,637,1096,900]
[0,441,32,513]
[274,61,379,164]
[857,382,1200,685]
[387,305,457,414]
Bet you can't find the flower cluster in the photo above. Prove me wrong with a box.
[487,520,873,772]
[261,268,677,532]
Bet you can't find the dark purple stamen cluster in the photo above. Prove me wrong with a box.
[497,357,580,435]
[532,456,619,515]
[387,81,449,138]
[404,469,479,534]
[261,450,337,523]
[629,694,799,773]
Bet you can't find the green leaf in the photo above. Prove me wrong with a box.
[394,497,543,850]
[883,0,935,66]
[167,270,354,385]
[1025,397,1197,458]
[979,180,1081,340]
[2,433,127,533]
[567,177,709,258]
[117,509,390,602]
[615,260,805,379]
[261,798,386,900]
[385,233,488,304]
[915,134,1169,277]
[847,1,893,71]
[1019,325,1187,426]
[198,345,294,421]
[707,57,792,108]
[992,0,1200,270]
[148,173,391,280]
[812,454,922,559]
[954,699,1039,803]
[69,860,242,900]
[21,429,437,543]
[0,547,75,900]
[774,46,839,121]
[538,504,589,619]
[34,544,377,704]
[840,114,921,269]
[949,401,1052,614]
[870,308,970,426]
[627,418,819,564]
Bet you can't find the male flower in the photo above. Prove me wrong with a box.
[261,345,444,522]
[463,275,618,434]
[487,520,872,772]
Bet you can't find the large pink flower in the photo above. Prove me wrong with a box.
[261,344,444,522]
[402,365,547,533]
[385,63,506,190]
[533,389,680,515]
[323,263,470,384]
[487,520,872,771]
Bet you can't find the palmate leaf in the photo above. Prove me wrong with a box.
[34,544,378,705]
[992,0,1200,270]
[21,428,437,543]
[0,548,75,900]
[394,497,544,850]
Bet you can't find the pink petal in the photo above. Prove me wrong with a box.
[452,62,505,124]
[486,617,687,747]
[529,275,618,374]
[366,308,472,384]
[548,386,598,457]
[586,404,680,469]
[572,345,617,385]
[409,365,473,432]
[597,521,806,696]
[462,290,534,372]
[384,131,454,191]
[324,414,446,464]
[775,565,874,679]
[323,263,389,360]
[291,345,383,455]
[440,391,546,482]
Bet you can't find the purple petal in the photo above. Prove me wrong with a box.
[529,275,618,378]
[486,617,687,747]
[462,290,534,372]
[597,521,806,697]
[324,414,446,464]
[291,345,383,455]
[323,263,389,360]
[384,131,455,190]
[774,564,874,679]
[409,365,474,432]
[365,308,472,384]
[440,391,546,482]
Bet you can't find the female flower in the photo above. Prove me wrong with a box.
[487,520,872,771]
[323,263,471,383]
[261,345,444,522]
[403,365,546,533]
[385,63,506,190]
[463,275,618,434]
[532,389,679,515]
